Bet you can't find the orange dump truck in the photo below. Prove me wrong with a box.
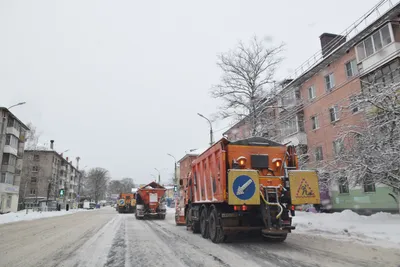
[135,182,167,220]
[117,193,136,213]
[176,137,320,243]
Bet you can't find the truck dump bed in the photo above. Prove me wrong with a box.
[136,181,167,219]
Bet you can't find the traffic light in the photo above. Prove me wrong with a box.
[173,185,177,192]
[59,189,65,197]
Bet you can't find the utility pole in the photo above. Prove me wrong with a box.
[167,153,177,185]
[197,113,214,146]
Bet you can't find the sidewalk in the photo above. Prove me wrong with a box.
[0,208,93,225]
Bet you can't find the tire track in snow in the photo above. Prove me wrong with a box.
[104,216,127,267]
[145,219,231,267]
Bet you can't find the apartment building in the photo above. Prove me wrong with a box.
[0,107,29,213]
[20,140,82,209]
[224,1,400,213]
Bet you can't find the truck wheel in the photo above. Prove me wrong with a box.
[200,208,209,239]
[159,214,166,220]
[263,234,287,242]
[208,207,225,243]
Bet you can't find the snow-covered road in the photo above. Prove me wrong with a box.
[1,207,399,267]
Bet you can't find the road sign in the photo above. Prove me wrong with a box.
[228,170,260,205]
[118,199,125,205]
[289,170,320,205]
[232,175,256,200]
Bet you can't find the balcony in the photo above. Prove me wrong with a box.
[360,42,400,74]
[282,132,308,146]
[6,127,20,138]
[0,183,19,194]
[1,164,15,173]
[3,145,18,157]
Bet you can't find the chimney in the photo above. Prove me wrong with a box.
[319,33,346,57]
[66,157,69,161]
[50,140,54,150]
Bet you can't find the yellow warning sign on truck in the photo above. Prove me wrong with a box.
[288,170,320,205]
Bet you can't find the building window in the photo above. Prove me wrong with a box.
[31,177,37,183]
[324,73,335,91]
[364,178,376,193]
[2,154,9,165]
[0,173,5,183]
[333,139,344,156]
[30,188,36,195]
[315,146,323,161]
[308,86,316,100]
[345,59,358,78]
[60,180,62,186]
[329,105,339,122]
[70,184,73,189]
[32,166,39,172]
[4,173,14,185]
[311,116,319,130]
[356,24,393,61]
[6,196,12,208]
[34,154,40,161]
[5,135,18,149]
[349,96,360,113]
[280,116,298,136]
[338,177,349,194]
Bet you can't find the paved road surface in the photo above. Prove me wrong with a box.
[0,207,399,267]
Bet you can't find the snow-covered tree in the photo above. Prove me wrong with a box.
[212,36,284,137]
[323,81,400,209]
[86,168,110,203]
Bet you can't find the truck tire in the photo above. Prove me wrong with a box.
[159,214,166,220]
[200,207,209,239]
[208,206,225,243]
[190,208,200,233]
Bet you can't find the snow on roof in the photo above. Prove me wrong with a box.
[131,188,138,193]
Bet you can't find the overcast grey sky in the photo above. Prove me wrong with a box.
[1,0,381,184]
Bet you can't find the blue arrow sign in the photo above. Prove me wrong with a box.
[232,175,256,200]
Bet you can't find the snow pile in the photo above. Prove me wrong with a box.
[293,210,400,248]
[0,208,91,225]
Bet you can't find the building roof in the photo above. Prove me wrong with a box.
[0,107,29,131]
[223,1,400,135]
[178,147,209,163]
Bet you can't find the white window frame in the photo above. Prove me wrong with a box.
[333,139,344,156]
[311,115,319,130]
[315,146,324,161]
[308,85,316,100]
[281,115,299,137]
[345,59,358,78]
[324,73,335,91]
[356,23,394,62]
[329,105,340,122]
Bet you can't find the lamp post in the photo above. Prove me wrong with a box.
[167,153,177,185]
[197,113,214,146]
[7,102,26,110]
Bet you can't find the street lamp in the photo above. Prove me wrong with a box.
[7,102,26,110]
[167,153,177,185]
[197,113,214,146]
[154,168,161,183]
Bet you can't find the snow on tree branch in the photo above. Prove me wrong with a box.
[323,81,400,191]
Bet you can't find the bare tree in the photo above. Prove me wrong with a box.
[86,168,110,203]
[212,36,284,137]
[322,81,400,211]
[107,178,135,195]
